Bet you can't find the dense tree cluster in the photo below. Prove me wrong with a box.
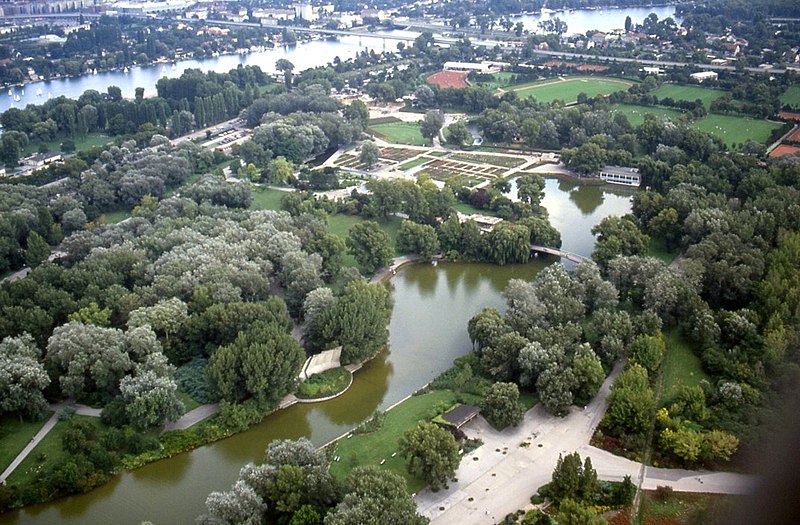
[198,439,427,525]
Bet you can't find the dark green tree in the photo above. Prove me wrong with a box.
[346,221,393,274]
[399,421,460,490]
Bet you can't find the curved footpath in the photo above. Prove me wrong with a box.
[415,361,754,524]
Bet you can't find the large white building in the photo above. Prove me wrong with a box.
[689,71,718,83]
[598,165,640,186]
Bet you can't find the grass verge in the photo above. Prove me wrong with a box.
[6,416,104,486]
[691,114,782,148]
[250,187,288,211]
[0,413,52,473]
[638,489,734,525]
[329,390,459,493]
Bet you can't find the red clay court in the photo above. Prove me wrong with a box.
[426,70,469,89]
[770,144,800,158]
[786,127,800,144]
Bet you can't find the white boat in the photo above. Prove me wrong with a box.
[47,92,52,99]
[123,66,129,73]
[20,89,24,95]
[171,63,176,70]
[161,65,167,73]
[13,94,20,101]
[7,89,11,96]
[36,88,42,96]
[92,69,97,75]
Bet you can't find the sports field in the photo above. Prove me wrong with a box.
[652,84,726,107]
[780,85,800,109]
[369,121,430,146]
[611,104,685,127]
[509,77,635,103]
[691,114,782,147]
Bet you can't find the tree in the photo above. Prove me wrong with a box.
[317,280,392,363]
[516,174,546,207]
[359,141,380,169]
[445,121,472,146]
[467,307,508,349]
[591,216,650,268]
[414,85,436,109]
[198,480,268,525]
[46,322,132,402]
[207,322,305,407]
[571,352,605,406]
[25,231,50,269]
[119,369,184,429]
[483,222,530,265]
[346,221,393,274]
[326,466,428,525]
[0,334,50,420]
[399,421,460,490]
[343,100,369,128]
[556,498,605,525]
[265,156,294,184]
[629,334,666,374]
[420,110,445,141]
[547,452,598,504]
[276,59,295,89]
[396,220,440,260]
[606,364,655,435]
[480,331,527,381]
[537,365,576,416]
[625,15,633,32]
[481,382,524,429]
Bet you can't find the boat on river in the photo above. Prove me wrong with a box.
[36,88,42,96]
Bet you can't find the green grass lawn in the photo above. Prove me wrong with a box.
[513,77,635,104]
[177,391,202,413]
[779,85,800,109]
[691,114,782,148]
[22,133,111,156]
[0,413,52,473]
[646,237,677,264]
[101,209,132,224]
[327,214,404,267]
[250,187,288,211]
[369,122,430,146]
[399,156,431,170]
[660,331,711,405]
[476,71,517,89]
[611,104,686,127]
[638,490,734,525]
[329,390,460,492]
[6,415,104,486]
[297,367,352,399]
[453,203,500,217]
[652,84,726,107]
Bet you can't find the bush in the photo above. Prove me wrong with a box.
[174,357,215,404]
[216,400,264,433]
[296,367,351,399]
[654,485,673,502]
[355,410,385,434]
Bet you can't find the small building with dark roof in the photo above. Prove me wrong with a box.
[440,404,480,429]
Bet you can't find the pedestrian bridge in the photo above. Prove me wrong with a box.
[531,245,590,264]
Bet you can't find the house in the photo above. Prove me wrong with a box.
[443,61,492,74]
[440,405,480,429]
[598,165,640,187]
[689,71,718,83]
[23,152,63,167]
[456,212,503,233]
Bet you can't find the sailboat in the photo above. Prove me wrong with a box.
[123,66,129,73]
[36,88,42,96]
[13,94,20,101]
[92,68,97,75]
[171,63,176,70]
[7,89,11,96]
[47,92,52,99]
[161,65,167,73]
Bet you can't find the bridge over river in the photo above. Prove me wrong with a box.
[531,245,589,264]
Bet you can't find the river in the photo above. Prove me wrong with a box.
[1,177,632,525]
[512,5,680,35]
[1,5,681,114]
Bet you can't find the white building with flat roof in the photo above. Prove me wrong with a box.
[598,165,640,186]
[689,71,718,83]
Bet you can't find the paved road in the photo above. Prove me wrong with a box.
[415,361,754,523]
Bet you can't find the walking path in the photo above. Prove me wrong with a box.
[163,403,220,432]
[415,361,755,524]
[371,254,421,283]
[0,412,59,484]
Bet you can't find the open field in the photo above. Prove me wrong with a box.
[780,85,800,109]
[250,187,287,211]
[22,133,111,156]
[646,237,677,264]
[6,416,105,485]
[653,84,726,107]
[691,114,782,147]
[475,71,517,89]
[369,121,430,146]
[511,77,635,104]
[0,414,51,473]
[660,331,711,405]
[329,390,459,492]
[611,104,686,127]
